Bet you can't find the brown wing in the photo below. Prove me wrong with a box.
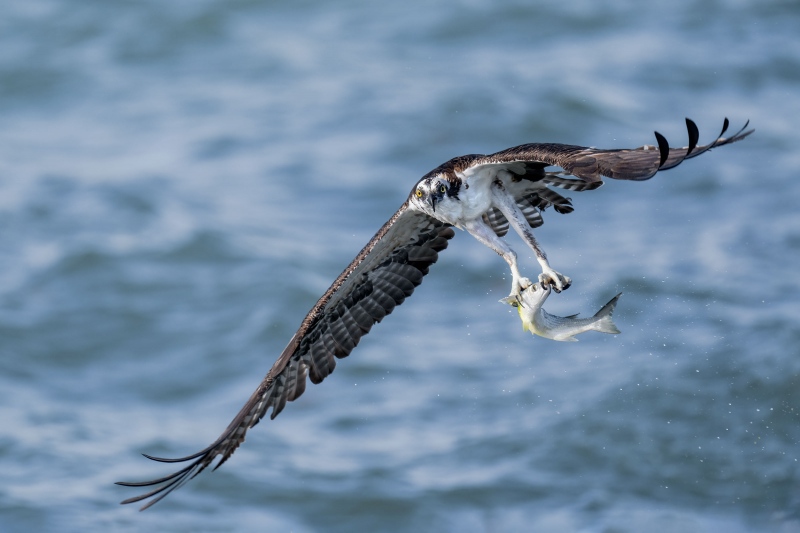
[116,204,454,510]
[470,118,752,237]
[464,118,753,184]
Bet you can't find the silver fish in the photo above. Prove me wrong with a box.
[515,284,622,342]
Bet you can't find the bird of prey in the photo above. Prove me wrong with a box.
[117,118,752,509]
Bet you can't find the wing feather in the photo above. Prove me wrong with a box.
[458,118,753,184]
[366,285,398,315]
[462,118,752,237]
[117,204,454,509]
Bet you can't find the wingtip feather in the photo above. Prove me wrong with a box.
[654,131,669,168]
[685,118,699,156]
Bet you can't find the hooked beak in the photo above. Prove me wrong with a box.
[428,191,444,213]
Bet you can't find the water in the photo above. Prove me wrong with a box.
[1,0,798,531]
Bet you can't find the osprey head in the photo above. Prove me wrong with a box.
[411,175,456,215]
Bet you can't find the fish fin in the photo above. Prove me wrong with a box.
[564,313,580,319]
[553,334,579,342]
[591,292,622,335]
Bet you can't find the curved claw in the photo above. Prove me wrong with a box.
[538,270,571,293]
[501,277,533,307]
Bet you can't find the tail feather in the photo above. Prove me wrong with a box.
[482,207,510,236]
[523,188,574,214]
[541,174,603,192]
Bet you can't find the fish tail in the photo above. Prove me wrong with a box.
[591,292,622,334]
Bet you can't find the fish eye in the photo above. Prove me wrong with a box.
[439,184,447,194]
[415,188,423,198]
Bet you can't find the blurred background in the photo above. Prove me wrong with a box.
[1,0,798,531]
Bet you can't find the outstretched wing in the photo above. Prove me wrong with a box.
[473,117,753,184]
[468,118,753,236]
[116,204,454,510]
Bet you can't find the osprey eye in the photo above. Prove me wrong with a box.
[439,184,447,194]
[415,188,423,198]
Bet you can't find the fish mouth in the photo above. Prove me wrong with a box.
[519,283,550,306]
[524,282,550,295]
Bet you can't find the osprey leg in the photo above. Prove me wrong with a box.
[462,217,533,304]
[490,180,571,293]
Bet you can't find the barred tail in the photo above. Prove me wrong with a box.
[541,174,604,192]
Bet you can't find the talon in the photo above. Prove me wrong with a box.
[538,270,571,292]
[504,273,533,307]
[538,272,555,289]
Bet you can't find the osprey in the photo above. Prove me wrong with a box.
[118,118,752,509]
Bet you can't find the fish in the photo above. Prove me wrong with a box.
[514,283,622,342]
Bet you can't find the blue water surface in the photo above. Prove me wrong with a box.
[1,0,798,531]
